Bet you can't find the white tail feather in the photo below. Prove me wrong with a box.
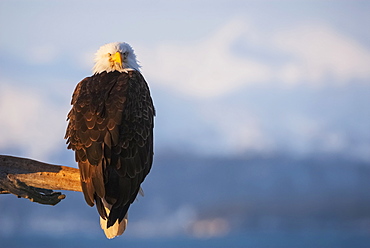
[100,204,128,239]
[99,188,144,239]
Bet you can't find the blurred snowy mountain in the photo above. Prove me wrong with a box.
[1,155,370,239]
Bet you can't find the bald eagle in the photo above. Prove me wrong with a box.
[65,42,155,239]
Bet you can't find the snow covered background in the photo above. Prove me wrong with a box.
[1,1,370,247]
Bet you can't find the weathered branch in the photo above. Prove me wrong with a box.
[0,155,82,205]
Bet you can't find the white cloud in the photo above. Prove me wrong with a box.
[139,18,271,98]
[273,24,370,86]
[136,18,370,157]
[140,18,370,98]
[0,83,68,160]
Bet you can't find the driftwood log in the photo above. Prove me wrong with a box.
[0,155,82,206]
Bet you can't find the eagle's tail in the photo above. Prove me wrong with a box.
[100,204,128,239]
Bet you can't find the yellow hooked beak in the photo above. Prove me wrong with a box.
[111,52,122,65]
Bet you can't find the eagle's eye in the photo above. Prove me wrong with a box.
[108,53,111,56]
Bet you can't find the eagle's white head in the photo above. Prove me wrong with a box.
[92,42,141,74]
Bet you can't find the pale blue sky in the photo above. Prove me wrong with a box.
[0,0,369,161]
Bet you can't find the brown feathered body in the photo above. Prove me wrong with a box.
[65,70,154,237]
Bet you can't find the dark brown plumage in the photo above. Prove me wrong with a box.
[65,69,155,235]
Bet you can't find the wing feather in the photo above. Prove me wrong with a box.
[65,70,155,233]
